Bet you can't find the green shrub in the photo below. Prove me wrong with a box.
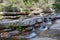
[2,4,20,12]
[22,8,30,13]
[52,0,60,13]
[0,0,54,12]
[0,4,5,12]
[33,0,39,3]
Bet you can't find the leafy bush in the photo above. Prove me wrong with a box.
[52,0,60,13]
[0,4,5,12]
[0,0,54,12]
[22,8,30,13]
[33,0,39,3]
[2,4,20,12]
[53,3,60,13]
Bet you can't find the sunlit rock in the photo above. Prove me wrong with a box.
[9,30,19,36]
[22,18,36,25]
[22,17,43,26]
[0,32,11,38]
[0,30,19,38]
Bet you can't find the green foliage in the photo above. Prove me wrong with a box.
[55,0,60,3]
[15,23,24,32]
[2,4,20,12]
[33,0,39,3]
[23,8,30,13]
[23,0,39,5]
[0,4,5,12]
[9,23,23,32]
[7,0,20,5]
[44,0,48,3]
[23,0,39,7]
[0,15,3,19]
[53,3,60,9]
[0,0,20,12]
[9,23,18,29]
[0,0,54,12]
[16,27,23,31]
[52,0,60,13]
[23,0,32,7]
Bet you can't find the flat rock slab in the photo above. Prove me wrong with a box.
[0,16,43,28]
[22,16,43,25]
[0,30,19,38]
[38,29,60,40]
[30,37,57,40]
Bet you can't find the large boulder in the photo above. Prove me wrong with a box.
[22,17,43,26]
[0,16,43,28]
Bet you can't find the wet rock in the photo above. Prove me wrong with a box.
[39,29,60,40]
[0,32,11,38]
[55,14,60,19]
[51,14,60,20]
[22,17,43,26]
[38,29,60,38]
[36,17,43,23]
[0,19,22,28]
[19,32,37,39]
[30,37,57,40]
[1,12,19,15]
[3,12,21,19]
[9,30,19,36]
[18,28,37,39]
[25,27,33,32]
[0,29,12,32]
[0,24,4,30]
[44,17,52,25]
[50,19,60,30]
[3,16,20,19]
[0,16,43,28]
[36,23,49,33]
[9,36,21,40]
[22,18,36,26]
[0,30,19,38]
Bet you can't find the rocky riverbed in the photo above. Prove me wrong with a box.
[0,12,60,40]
